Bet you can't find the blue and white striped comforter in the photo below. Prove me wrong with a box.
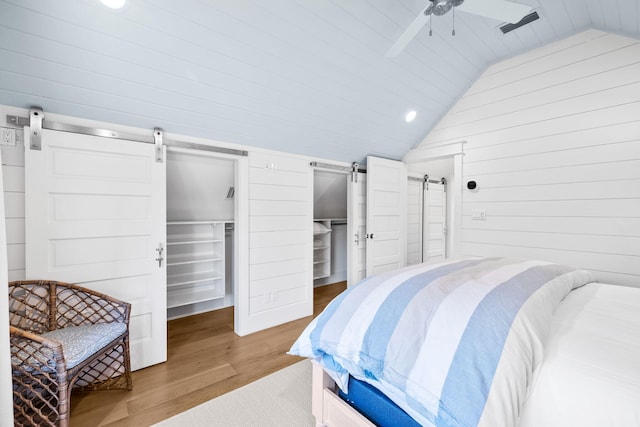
[289,257,594,427]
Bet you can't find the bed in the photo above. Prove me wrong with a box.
[289,257,640,427]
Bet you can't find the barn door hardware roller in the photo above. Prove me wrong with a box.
[28,107,44,150]
[6,106,44,150]
[7,106,165,155]
[7,107,247,159]
[153,128,163,163]
[351,162,359,183]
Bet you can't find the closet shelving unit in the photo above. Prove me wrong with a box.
[166,221,226,310]
[313,220,332,280]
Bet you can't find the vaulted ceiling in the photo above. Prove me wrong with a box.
[0,0,638,163]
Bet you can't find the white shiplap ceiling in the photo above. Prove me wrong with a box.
[0,0,638,163]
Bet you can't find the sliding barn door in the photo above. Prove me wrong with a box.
[0,148,12,426]
[406,178,424,265]
[347,172,366,286]
[423,182,447,262]
[237,152,313,336]
[366,156,407,276]
[25,129,167,370]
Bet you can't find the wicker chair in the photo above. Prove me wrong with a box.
[9,280,133,427]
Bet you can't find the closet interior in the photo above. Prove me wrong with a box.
[166,149,236,320]
[313,170,348,286]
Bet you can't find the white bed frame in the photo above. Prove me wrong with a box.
[311,360,375,427]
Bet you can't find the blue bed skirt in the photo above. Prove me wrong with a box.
[338,376,422,427]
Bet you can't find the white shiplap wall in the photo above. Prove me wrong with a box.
[418,29,640,287]
[1,107,25,282]
[245,151,313,334]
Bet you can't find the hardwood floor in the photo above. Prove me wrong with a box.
[69,282,346,427]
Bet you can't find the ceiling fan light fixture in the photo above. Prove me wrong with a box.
[424,3,434,15]
[424,0,465,16]
[432,0,453,16]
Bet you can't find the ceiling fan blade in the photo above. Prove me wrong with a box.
[386,8,431,58]
[457,0,532,23]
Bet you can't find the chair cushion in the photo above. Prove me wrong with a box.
[42,323,127,369]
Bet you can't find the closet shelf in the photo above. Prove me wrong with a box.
[313,220,332,281]
[167,220,232,225]
[167,254,224,266]
[167,237,224,245]
[167,271,223,287]
[166,220,226,312]
[167,287,225,309]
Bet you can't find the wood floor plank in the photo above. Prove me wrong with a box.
[69,281,346,426]
[126,363,237,413]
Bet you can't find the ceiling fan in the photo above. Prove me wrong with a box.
[386,0,533,57]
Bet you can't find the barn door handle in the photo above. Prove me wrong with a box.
[155,244,164,267]
[366,233,375,239]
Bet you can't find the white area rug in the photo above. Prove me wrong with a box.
[154,360,314,427]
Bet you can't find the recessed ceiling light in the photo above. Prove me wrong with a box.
[405,110,417,122]
[100,0,126,9]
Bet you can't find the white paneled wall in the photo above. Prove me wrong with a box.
[1,108,25,282]
[417,29,640,287]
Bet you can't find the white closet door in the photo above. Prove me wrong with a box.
[347,172,366,286]
[423,183,447,262]
[238,152,312,336]
[0,148,12,426]
[406,178,423,265]
[366,156,407,276]
[25,129,167,370]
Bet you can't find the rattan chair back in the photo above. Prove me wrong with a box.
[9,280,133,427]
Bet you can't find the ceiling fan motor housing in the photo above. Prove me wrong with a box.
[425,0,465,16]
